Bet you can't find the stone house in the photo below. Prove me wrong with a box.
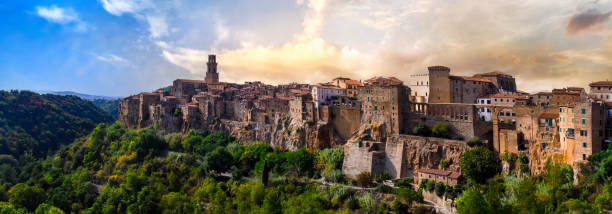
[416,168,462,186]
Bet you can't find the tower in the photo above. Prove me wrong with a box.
[205,55,219,84]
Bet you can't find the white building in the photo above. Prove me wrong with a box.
[589,81,612,102]
[312,84,346,108]
[476,97,492,121]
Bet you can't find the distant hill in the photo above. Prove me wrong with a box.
[90,99,121,120]
[36,90,121,119]
[0,90,114,161]
[36,90,122,100]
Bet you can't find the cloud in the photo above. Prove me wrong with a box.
[99,0,150,16]
[96,54,128,64]
[566,9,612,35]
[35,5,89,32]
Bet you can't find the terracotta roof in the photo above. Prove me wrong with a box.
[491,94,527,99]
[539,112,558,119]
[428,66,450,71]
[419,168,453,176]
[589,81,612,87]
[364,76,403,86]
[176,79,207,83]
[516,90,530,95]
[462,77,492,83]
[344,79,363,86]
[535,92,553,95]
[449,172,462,179]
[140,92,159,96]
[474,71,511,77]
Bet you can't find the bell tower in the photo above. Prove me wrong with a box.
[205,55,219,84]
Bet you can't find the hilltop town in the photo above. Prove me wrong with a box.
[119,54,612,185]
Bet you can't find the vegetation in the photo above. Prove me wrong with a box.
[460,146,500,184]
[411,122,431,137]
[431,122,452,138]
[0,90,114,186]
[90,99,120,120]
[0,124,421,213]
[465,136,483,147]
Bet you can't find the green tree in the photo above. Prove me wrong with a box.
[0,202,28,214]
[465,136,482,147]
[595,182,612,210]
[412,122,431,136]
[284,148,314,177]
[460,146,499,184]
[34,203,65,214]
[8,183,46,212]
[432,122,452,138]
[203,147,233,174]
[456,188,493,214]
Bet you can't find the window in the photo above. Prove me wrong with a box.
[582,142,587,148]
[580,130,587,136]
[582,118,586,124]
[583,154,586,160]
[582,108,586,114]
[560,108,563,113]
[487,100,491,104]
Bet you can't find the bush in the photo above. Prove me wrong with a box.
[412,122,431,136]
[358,193,377,214]
[434,182,446,197]
[432,122,452,138]
[460,146,500,184]
[323,169,344,183]
[439,159,449,169]
[394,178,414,188]
[377,185,397,194]
[356,172,373,187]
[346,196,360,210]
[466,136,482,147]
[425,180,435,192]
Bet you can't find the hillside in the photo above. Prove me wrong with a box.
[0,90,114,171]
[90,99,120,120]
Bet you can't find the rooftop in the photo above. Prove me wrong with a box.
[589,81,612,87]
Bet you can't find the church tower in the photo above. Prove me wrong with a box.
[205,55,219,84]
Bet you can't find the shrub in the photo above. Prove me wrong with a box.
[346,196,360,210]
[425,180,435,192]
[323,169,344,183]
[439,159,449,169]
[432,122,452,138]
[460,146,500,184]
[434,182,446,197]
[358,193,377,214]
[466,136,482,147]
[412,122,431,136]
[394,178,414,188]
[356,172,373,187]
[377,185,396,194]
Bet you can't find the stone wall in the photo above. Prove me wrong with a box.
[343,134,469,179]
[330,106,361,140]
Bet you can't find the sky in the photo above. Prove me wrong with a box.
[1,0,612,97]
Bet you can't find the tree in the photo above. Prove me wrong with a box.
[8,183,46,212]
[434,182,446,197]
[432,122,452,138]
[456,188,493,214]
[203,147,233,174]
[465,137,482,147]
[284,148,314,177]
[595,183,612,210]
[460,146,499,184]
[0,202,28,214]
[356,172,373,187]
[412,122,430,136]
[34,203,65,214]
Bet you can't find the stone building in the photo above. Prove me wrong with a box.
[559,102,606,164]
[312,84,346,108]
[408,66,511,104]
[416,169,462,186]
[289,92,315,122]
[473,71,517,93]
[205,55,219,84]
[589,81,612,102]
[357,76,411,134]
[330,77,363,97]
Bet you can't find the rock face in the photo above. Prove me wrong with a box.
[342,124,469,179]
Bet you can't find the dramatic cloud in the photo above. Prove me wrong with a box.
[36,5,88,31]
[567,9,612,35]
[97,0,612,92]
